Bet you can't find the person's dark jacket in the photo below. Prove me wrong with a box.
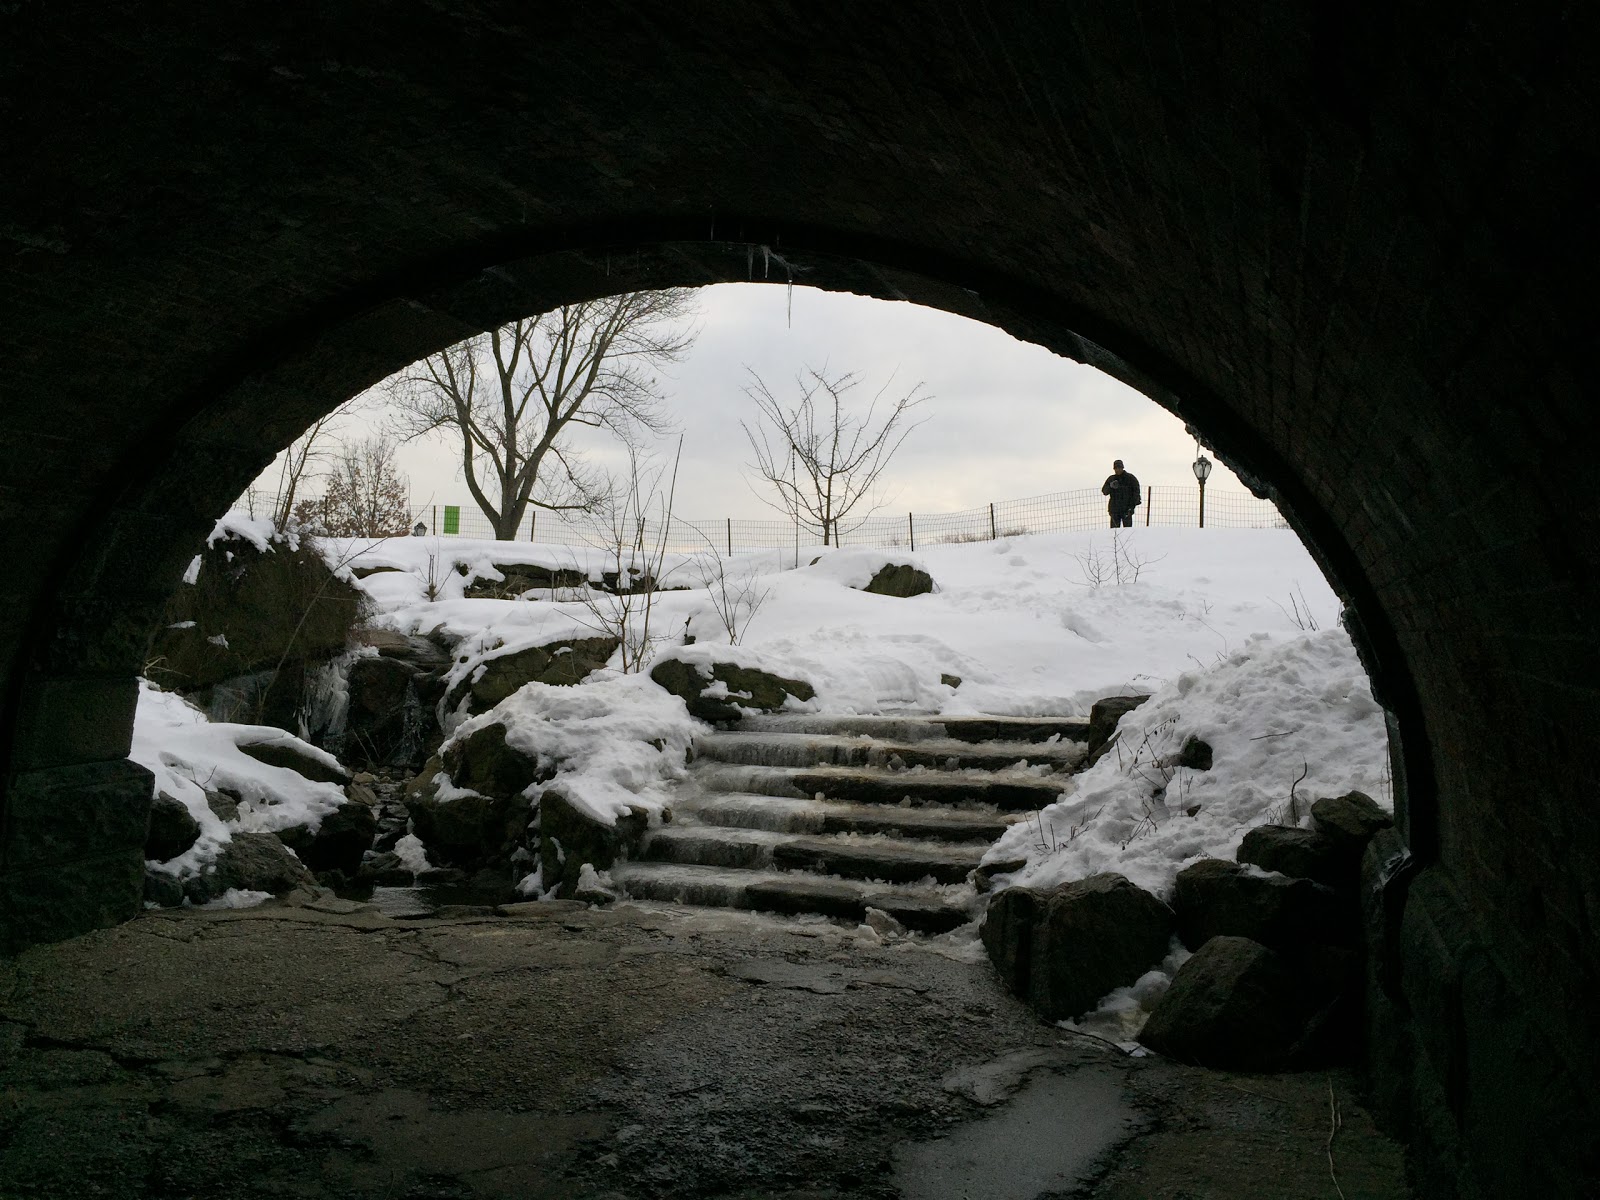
[1102,471,1142,516]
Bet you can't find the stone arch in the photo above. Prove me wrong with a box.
[2,6,1595,1195]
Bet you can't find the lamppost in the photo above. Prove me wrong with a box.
[1192,453,1213,527]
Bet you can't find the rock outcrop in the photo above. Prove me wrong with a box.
[444,636,619,717]
[650,654,815,724]
[863,563,935,597]
[146,530,363,733]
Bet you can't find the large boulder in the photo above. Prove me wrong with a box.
[146,530,363,732]
[441,723,548,798]
[278,800,378,877]
[1084,694,1151,765]
[981,872,1174,1021]
[182,832,316,904]
[1236,824,1347,889]
[537,788,651,898]
[145,793,201,862]
[863,562,935,597]
[444,636,619,717]
[1139,936,1356,1071]
[1171,858,1349,951]
[405,742,536,870]
[650,655,815,724]
[1311,790,1393,860]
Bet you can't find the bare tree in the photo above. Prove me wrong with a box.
[297,437,412,537]
[570,440,685,673]
[741,366,928,546]
[386,290,699,540]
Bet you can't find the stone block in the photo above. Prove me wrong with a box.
[8,675,141,772]
[0,850,145,955]
[4,759,154,869]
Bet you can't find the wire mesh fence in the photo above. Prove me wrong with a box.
[386,484,1287,553]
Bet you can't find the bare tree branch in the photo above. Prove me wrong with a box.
[384,289,699,539]
[740,365,929,545]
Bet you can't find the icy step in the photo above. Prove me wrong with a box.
[731,713,1091,744]
[642,825,987,885]
[692,731,1085,773]
[678,792,1025,842]
[608,861,975,933]
[690,762,1070,812]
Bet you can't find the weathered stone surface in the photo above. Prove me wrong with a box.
[145,793,202,862]
[146,533,362,697]
[981,872,1174,1021]
[0,851,146,956]
[1084,695,1151,765]
[1140,935,1355,1071]
[278,801,378,876]
[863,563,935,597]
[5,760,155,869]
[1172,857,1348,951]
[1237,824,1347,889]
[441,722,546,798]
[237,737,349,784]
[651,656,816,723]
[539,788,650,898]
[406,779,534,870]
[345,653,443,769]
[183,833,317,904]
[445,636,619,716]
[979,886,1044,997]
[1312,791,1393,858]
[143,868,185,907]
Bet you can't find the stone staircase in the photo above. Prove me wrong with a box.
[609,714,1090,933]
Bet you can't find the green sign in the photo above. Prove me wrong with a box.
[443,505,460,534]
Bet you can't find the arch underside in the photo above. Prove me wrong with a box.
[2,5,1596,1194]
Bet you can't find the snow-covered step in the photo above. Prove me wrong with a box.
[642,825,987,885]
[690,762,1071,812]
[692,730,1085,773]
[731,713,1091,744]
[608,862,975,933]
[677,792,1025,842]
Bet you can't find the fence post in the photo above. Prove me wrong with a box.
[908,512,915,551]
[529,510,537,542]
[1146,486,1152,526]
[989,502,997,540]
[727,517,732,557]
[432,504,437,536]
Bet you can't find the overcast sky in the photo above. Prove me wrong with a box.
[326,282,1249,522]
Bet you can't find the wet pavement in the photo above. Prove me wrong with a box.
[0,897,1412,1199]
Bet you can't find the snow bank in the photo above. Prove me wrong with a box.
[447,672,697,826]
[984,627,1391,897]
[130,682,349,878]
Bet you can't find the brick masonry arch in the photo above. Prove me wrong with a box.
[2,5,1595,1194]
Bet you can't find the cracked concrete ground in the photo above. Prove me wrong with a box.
[0,898,1412,1199]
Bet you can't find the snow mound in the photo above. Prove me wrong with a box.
[448,672,697,826]
[131,682,349,878]
[804,546,932,590]
[984,627,1390,897]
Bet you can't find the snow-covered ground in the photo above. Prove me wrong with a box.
[133,519,1390,921]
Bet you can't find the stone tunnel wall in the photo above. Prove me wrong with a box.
[2,4,1597,1195]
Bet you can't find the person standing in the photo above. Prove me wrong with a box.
[1101,459,1141,528]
